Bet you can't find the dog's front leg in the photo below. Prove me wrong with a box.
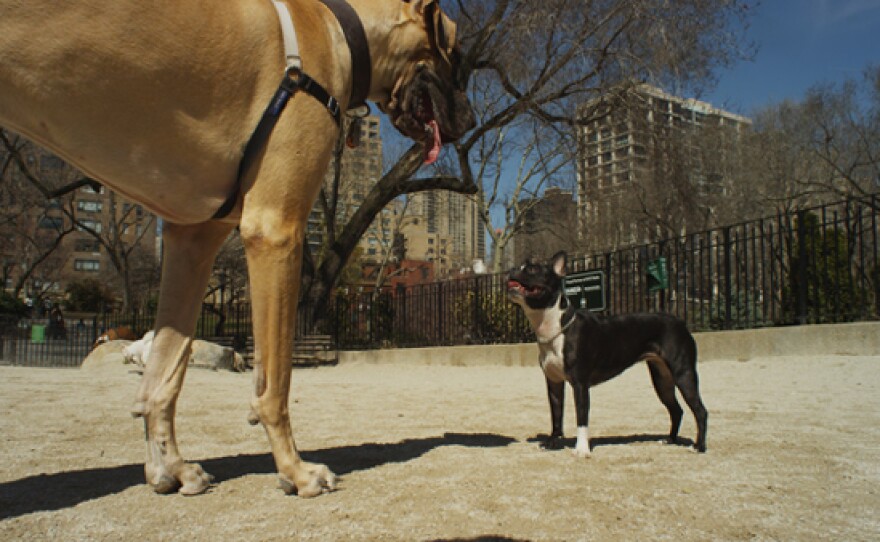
[133,221,234,494]
[572,382,592,458]
[542,379,565,450]
[241,213,336,498]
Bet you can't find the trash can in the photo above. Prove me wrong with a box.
[31,324,46,343]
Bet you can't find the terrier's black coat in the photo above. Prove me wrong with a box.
[508,251,708,455]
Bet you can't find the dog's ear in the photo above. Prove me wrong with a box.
[428,4,456,66]
[551,251,567,277]
[401,0,435,23]
[401,0,456,65]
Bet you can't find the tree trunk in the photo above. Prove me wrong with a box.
[299,143,478,330]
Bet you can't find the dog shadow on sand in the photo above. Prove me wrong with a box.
[0,432,515,520]
[526,432,696,449]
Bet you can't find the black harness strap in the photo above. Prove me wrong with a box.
[212,68,341,220]
[212,0,370,220]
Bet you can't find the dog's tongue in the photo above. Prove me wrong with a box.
[424,120,441,165]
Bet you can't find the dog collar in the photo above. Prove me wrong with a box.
[318,0,372,110]
[537,310,578,345]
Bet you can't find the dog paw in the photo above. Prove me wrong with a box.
[572,447,592,459]
[246,408,260,426]
[178,463,214,495]
[279,462,337,498]
[146,461,213,495]
[540,436,565,450]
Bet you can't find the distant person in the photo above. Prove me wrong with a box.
[48,305,66,340]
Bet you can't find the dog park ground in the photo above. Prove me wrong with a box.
[2,353,879,541]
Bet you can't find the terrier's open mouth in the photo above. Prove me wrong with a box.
[508,279,544,297]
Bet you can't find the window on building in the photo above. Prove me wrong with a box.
[77,200,102,213]
[75,239,101,253]
[38,216,64,229]
[74,259,100,272]
[76,219,102,233]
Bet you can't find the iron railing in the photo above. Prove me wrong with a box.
[333,194,879,348]
[2,194,878,365]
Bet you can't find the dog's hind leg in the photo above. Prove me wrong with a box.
[133,220,235,495]
[571,382,592,458]
[645,356,684,445]
[674,369,708,453]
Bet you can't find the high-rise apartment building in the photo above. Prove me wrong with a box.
[576,84,751,253]
[508,187,578,269]
[307,115,392,262]
[403,189,486,278]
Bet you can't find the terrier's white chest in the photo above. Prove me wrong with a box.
[539,337,566,383]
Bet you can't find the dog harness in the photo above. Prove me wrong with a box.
[212,0,371,219]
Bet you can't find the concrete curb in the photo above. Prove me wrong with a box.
[338,321,880,366]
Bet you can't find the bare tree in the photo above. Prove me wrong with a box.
[0,133,78,305]
[299,0,755,325]
[371,198,411,290]
[471,117,573,272]
[740,64,880,212]
[1,130,157,310]
[800,65,880,203]
[739,100,818,213]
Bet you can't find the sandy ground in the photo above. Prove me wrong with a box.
[1,354,879,541]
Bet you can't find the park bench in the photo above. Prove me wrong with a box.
[292,334,338,367]
[207,334,337,367]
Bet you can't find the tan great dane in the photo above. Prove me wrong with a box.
[0,0,474,497]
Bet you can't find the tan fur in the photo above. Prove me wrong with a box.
[0,0,471,497]
[93,326,140,350]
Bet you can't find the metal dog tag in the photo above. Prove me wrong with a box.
[345,104,371,148]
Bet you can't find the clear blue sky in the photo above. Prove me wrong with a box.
[704,0,880,115]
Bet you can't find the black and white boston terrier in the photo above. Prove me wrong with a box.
[508,251,708,456]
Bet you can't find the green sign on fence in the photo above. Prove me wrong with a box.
[647,257,668,292]
[31,324,45,343]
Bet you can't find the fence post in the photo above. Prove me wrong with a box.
[436,281,444,345]
[722,226,732,329]
[604,253,612,314]
[658,241,667,313]
[796,209,809,325]
[473,278,480,343]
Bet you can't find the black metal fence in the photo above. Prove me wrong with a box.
[333,195,880,348]
[567,196,879,331]
[2,195,878,364]
[0,316,98,367]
